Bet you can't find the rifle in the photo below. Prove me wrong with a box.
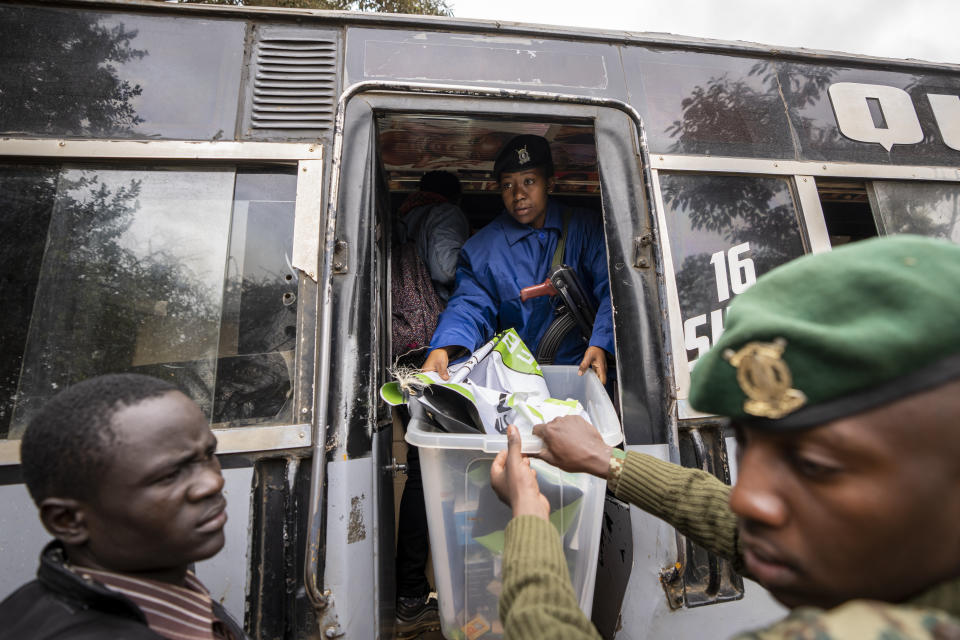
[519,264,597,364]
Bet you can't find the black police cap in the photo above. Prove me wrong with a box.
[493,134,554,181]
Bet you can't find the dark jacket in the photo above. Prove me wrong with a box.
[0,542,248,640]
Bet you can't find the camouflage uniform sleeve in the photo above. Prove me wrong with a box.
[500,515,602,640]
[611,451,744,570]
[731,601,960,640]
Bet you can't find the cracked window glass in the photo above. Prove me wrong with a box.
[3,165,298,438]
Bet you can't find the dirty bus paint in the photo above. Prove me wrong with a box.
[2,1,960,638]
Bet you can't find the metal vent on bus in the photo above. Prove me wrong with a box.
[251,35,337,131]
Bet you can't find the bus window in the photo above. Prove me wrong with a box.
[213,169,299,427]
[0,166,57,439]
[623,49,795,159]
[870,181,960,243]
[3,165,298,438]
[815,180,879,246]
[0,5,245,141]
[376,114,605,363]
[659,173,806,370]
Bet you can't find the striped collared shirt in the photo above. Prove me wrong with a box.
[75,566,236,640]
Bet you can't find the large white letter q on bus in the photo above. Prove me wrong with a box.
[828,82,923,151]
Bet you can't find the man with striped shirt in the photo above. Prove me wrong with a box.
[0,374,249,640]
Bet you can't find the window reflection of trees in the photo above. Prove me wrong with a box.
[0,169,57,438]
[664,60,840,156]
[661,174,804,320]
[875,183,960,242]
[775,63,943,162]
[666,70,786,154]
[9,173,223,436]
[0,7,145,136]
[2,167,300,437]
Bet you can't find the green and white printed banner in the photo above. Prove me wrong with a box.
[380,328,590,435]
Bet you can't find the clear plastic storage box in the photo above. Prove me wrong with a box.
[405,366,623,640]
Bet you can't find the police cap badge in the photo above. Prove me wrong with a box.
[493,134,553,181]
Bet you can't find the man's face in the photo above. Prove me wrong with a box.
[80,391,227,574]
[729,381,960,609]
[499,167,555,229]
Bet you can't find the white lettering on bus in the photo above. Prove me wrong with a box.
[927,94,960,151]
[828,82,960,152]
[828,83,923,151]
[685,243,756,370]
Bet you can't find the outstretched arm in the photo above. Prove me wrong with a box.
[533,416,742,566]
[583,215,615,357]
[429,251,498,362]
[492,426,602,640]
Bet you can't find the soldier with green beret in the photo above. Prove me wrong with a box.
[490,234,960,639]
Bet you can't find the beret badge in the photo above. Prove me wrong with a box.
[723,338,807,419]
[516,145,531,165]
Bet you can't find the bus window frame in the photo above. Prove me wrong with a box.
[323,87,659,457]
[651,154,960,419]
[0,138,323,464]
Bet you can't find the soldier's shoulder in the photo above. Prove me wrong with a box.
[733,600,960,640]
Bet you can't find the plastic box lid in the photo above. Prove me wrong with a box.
[405,366,623,454]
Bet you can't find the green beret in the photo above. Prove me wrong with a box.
[689,235,960,430]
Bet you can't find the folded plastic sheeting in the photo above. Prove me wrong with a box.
[380,328,591,435]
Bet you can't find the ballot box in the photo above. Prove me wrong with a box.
[405,366,623,640]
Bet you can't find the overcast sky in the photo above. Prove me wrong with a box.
[449,0,960,65]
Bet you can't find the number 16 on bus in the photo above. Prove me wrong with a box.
[684,242,757,370]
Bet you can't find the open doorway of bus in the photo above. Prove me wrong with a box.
[375,112,632,639]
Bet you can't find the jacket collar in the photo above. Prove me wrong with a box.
[37,540,147,623]
[501,200,562,246]
[35,540,247,639]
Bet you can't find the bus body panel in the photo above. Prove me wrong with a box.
[2,2,960,638]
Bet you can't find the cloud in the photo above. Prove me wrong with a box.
[450,0,960,64]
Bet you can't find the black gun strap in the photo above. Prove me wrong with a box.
[537,207,586,364]
[551,207,573,270]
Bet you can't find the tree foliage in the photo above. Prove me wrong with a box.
[0,8,145,136]
[184,0,453,15]
[2,168,301,435]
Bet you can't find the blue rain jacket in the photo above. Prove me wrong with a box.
[430,201,614,365]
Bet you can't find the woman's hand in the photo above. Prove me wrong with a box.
[421,347,451,380]
[578,346,608,385]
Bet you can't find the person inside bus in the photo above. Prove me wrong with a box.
[392,170,470,368]
[392,170,469,637]
[490,235,960,639]
[421,134,613,383]
[0,374,249,640]
[396,170,470,303]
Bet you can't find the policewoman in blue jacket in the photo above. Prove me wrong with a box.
[422,134,614,383]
